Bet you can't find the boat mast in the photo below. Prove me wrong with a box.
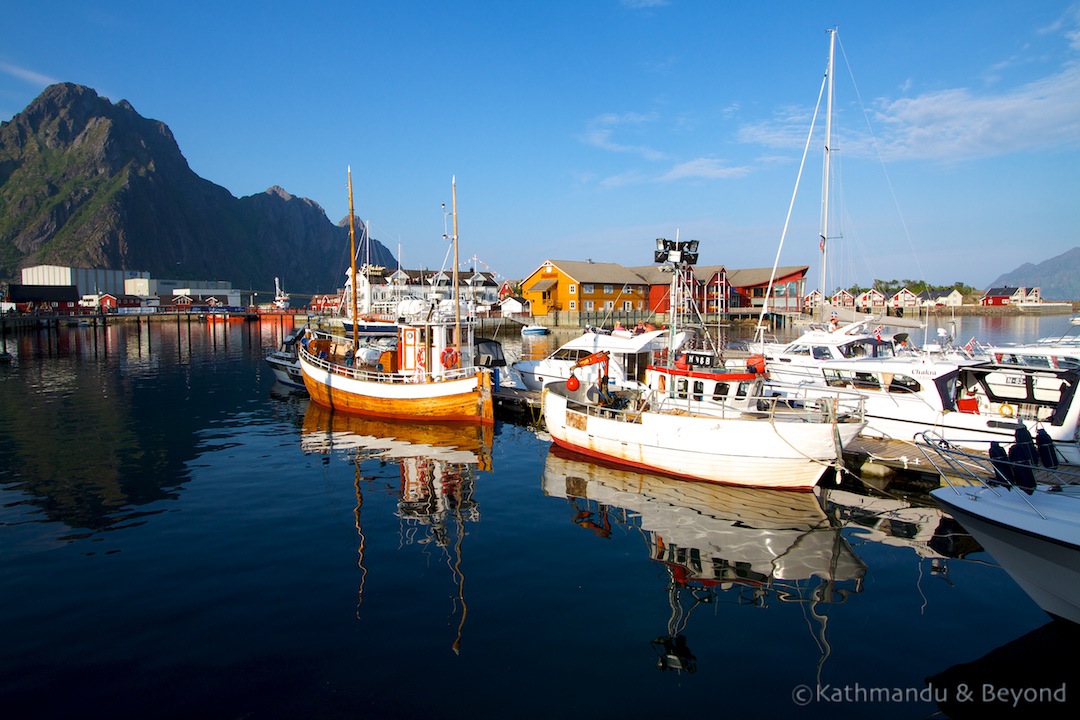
[348,167,359,355]
[451,176,461,358]
[819,28,836,323]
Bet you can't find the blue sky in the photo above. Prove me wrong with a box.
[3,1,1079,293]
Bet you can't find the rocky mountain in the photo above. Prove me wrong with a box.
[0,83,395,295]
[990,247,1080,301]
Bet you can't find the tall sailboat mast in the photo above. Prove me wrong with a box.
[818,28,836,322]
[348,168,359,355]
[451,176,461,357]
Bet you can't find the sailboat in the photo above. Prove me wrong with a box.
[272,277,290,310]
[757,28,935,382]
[297,170,495,424]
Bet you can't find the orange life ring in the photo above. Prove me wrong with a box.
[416,349,426,367]
[441,347,460,368]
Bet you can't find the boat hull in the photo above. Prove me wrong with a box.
[543,386,862,491]
[266,353,305,389]
[299,353,494,424]
[932,485,1080,624]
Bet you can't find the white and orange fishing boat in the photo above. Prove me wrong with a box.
[297,171,495,424]
[542,232,867,491]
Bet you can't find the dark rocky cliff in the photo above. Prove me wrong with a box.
[0,83,394,294]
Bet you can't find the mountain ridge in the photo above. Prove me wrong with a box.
[989,247,1080,301]
[0,82,395,295]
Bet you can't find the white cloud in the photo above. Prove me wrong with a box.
[579,111,667,161]
[0,62,59,87]
[872,62,1080,161]
[658,158,750,182]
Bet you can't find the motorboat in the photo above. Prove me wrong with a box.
[983,315,1080,371]
[512,327,681,392]
[265,328,306,389]
[922,432,1080,624]
[804,357,1080,465]
[520,324,549,336]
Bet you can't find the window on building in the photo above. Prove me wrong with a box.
[584,300,595,311]
[569,285,576,294]
[569,300,576,310]
[604,285,613,294]
[583,284,594,294]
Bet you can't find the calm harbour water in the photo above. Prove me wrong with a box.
[2,313,1078,719]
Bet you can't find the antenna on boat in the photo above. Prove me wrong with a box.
[451,176,461,359]
[348,167,359,355]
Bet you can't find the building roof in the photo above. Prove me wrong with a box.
[8,285,80,302]
[725,266,808,287]
[983,286,1027,296]
[538,260,649,285]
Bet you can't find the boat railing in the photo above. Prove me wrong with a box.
[299,342,482,384]
[914,430,1080,518]
[560,380,865,425]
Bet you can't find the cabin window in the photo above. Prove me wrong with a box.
[736,381,752,398]
[888,374,921,393]
[675,378,689,398]
[812,346,831,360]
[712,382,730,401]
[851,372,880,390]
[692,381,704,401]
[787,344,812,357]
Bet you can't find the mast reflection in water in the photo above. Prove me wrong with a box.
[300,402,492,653]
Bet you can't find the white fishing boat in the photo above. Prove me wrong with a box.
[922,434,1080,624]
[542,233,868,491]
[543,353,868,490]
[265,327,306,389]
[297,171,495,424]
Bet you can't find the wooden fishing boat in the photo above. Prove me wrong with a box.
[298,170,495,424]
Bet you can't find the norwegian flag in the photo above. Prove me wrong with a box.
[874,325,882,341]
[965,337,976,355]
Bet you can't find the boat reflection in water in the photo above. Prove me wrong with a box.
[541,445,867,676]
[817,479,983,584]
[301,402,492,653]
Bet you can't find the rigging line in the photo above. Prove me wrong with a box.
[835,32,928,285]
[755,70,829,346]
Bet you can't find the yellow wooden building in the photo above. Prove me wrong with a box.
[521,260,650,319]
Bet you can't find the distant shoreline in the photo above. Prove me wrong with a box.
[920,302,1077,317]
